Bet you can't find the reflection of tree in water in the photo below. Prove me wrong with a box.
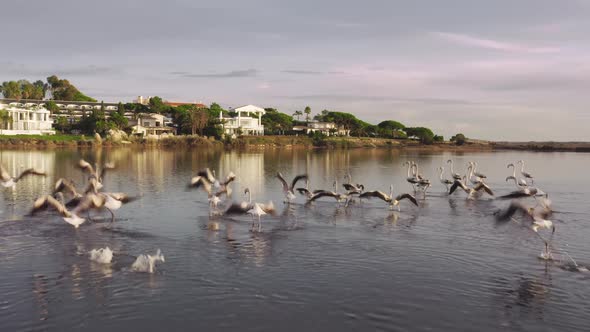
[490,269,552,324]
[33,274,49,321]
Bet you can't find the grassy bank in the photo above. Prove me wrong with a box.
[491,141,590,152]
[0,134,93,147]
[0,134,588,152]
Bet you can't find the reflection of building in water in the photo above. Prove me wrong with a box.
[0,150,55,201]
[126,149,175,194]
[218,152,264,196]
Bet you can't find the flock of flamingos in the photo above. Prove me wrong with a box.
[1,157,584,273]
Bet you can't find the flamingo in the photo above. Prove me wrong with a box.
[496,199,555,258]
[446,160,462,180]
[438,166,454,192]
[276,172,308,203]
[517,160,534,185]
[359,185,418,211]
[0,163,46,188]
[506,164,528,188]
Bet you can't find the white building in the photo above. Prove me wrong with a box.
[293,121,349,136]
[130,113,176,137]
[0,102,55,135]
[220,105,265,136]
[134,96,153,105]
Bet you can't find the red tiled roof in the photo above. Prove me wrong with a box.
[163,101,207,108]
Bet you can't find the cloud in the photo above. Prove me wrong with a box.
[180,69,258,78]
[432,58,590,92]
[281,70,346,75]
[256,82,271,90]
[282,70,324,75]
[53,65,115,76]
[281,94,485,105]
[0,63,117,77]
[432,32,561,54]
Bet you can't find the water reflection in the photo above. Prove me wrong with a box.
[2,147,590,332]
[0,150,55,216]
[220,152,265,196]
[33,274,49,321]
[491,268,553,324]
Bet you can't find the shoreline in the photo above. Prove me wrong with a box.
[0,135,589,152]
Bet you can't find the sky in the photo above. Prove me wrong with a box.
[1,0,589,141]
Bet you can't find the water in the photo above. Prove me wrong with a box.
[1,148,589,331]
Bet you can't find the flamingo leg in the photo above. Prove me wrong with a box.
[533,230,553,259]
[105,207,115,227]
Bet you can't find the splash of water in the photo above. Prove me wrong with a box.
[131,249,165,273]
[89,247,113,264]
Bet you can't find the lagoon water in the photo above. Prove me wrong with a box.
[1,148,589,331]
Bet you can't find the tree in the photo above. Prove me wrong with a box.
[377,120,405,131]
[377,120,406,138]
[313,109,329,122]
[20,80,35,99]
[53,116,70,133]
[46,75,96,101]
[32,80,48,99]
[109,102,128,129]
[433,135,444,142]
[322,111,359,132]
[209,102,226,117]
[262,108,293,135]
[148,96,166,113]
[450,133,467,146]
[1,79,46,100]
[405,127,435,144]
[0,109,12,129]
[304,106,311,122]
[77,103,109,135]
[292,110,303,121]
[188,107,209,135]
[1,81,22,99]
[45,101,60,114]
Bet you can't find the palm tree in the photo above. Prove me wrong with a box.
[292,110,303,121]
[304,106,311,123]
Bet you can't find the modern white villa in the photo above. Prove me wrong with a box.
[220,105,265,136]
[293,121,350,136]
[130,113,176,137]
[0,102,55,135]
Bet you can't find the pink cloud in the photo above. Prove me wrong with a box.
[432,32,561,54]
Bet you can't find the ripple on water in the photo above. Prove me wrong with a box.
[2,149,590,331]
